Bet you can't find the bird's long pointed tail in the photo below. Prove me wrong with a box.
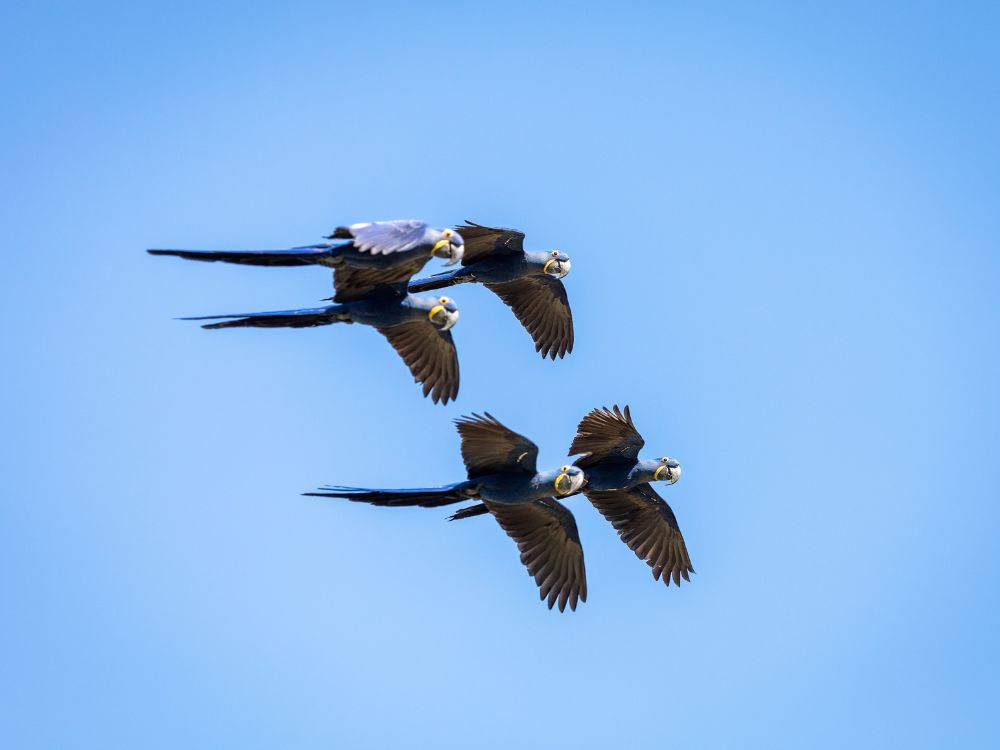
[447,503,490,521]
[180,305,345,329]
[147,244,342,267]
[305,482,478,509]
[408,268,473,293]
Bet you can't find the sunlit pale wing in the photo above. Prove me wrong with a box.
[485,276,574,359]
[332,257,430,302]
[454,413,538,477]
[455,221,525,266]
[486,498,587,612]
[570,405,645,468]
[329,219,430,255]
[585,484,694,587]
[378,321,460,405]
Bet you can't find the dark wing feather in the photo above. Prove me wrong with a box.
[333,257,429,303]
[570,405,645,468]
[454,413,538,477]
[485,276,574,359]
[456,221,525,265]
[486,499,587,612]
[377,322,460,405]
[334,219,429,255]
[585,484,694,587]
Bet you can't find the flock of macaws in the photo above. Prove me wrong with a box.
[151,220,692,611]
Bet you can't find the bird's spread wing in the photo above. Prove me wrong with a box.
[456,221,525,265]
[570,405,645,468]
[333,257,429,303]
[585,484,694,587]
[485,276,574,359]
[378,321,460,405]
[454,413,538,477]
[330,219,430,255]
[486,498,587,612]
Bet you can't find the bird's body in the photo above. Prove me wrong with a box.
[152,220,467,404]
[182,291,461,404]
[409,222,574,359]
[582,460,667,493]
[307,413,588,611]
[570,405,694,587]
[185,292,448,330]
[409,250,556,288]
[148,219,465,276]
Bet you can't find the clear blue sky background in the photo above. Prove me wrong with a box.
[2,2,998,747]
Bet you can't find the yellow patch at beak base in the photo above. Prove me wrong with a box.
[431,239,450,255]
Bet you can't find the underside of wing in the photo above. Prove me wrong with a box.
[332,257,429,302]
[456,221,525,266]
[485,276,574,359]
[585,484,694,587]
[486,498,587,612]
[332,219,430,255]
[454,413,538,477]
[570,405,645,468]
[378,321,460,404]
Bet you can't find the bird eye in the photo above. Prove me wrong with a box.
[551,250,559,257]
[661,457,669,463]
[443,229,453,238]
[439,297,448,304]
[560,465,569,472]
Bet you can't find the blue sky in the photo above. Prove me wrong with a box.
[2,2,998,747]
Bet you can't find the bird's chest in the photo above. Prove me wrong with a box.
[477,474,546,503]
[347,300,415,327]
[584,463,638,492]
[474,256,529,284]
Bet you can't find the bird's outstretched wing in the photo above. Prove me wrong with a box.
[485,276,574,359]
[378,321,460,405]
[333,258,429,303]
[486,498,587,612]
[570,405,645,468]
[329,219,430,255]
[456,221,525,266]
[454,413,538,477]
[585,483,694,587]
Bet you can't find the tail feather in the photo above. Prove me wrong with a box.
[447,503,490,522]
[305,482,477,509]
[148,244,342,267]
[180,305,343,329]
[408,268,470,293]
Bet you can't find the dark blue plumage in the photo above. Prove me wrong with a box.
[152,219,467,404]
[181,293,461,404]
[148,219,465,274]
[306,413,588,611]
[408,221,574,358]
[569,405,694,587]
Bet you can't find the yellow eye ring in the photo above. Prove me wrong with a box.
[560,465,570,472]
[443,229,453,238]
[551,250,559,257]
[439,296,449,304]
[661,457,669,463]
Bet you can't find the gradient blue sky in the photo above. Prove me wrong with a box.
[3,2,999,748]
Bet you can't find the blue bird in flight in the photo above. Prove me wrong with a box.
[409,222,574,359]
[148,219,466,285]
[306,413,588,611]
[570,405,693,588]
[154,220,465,404]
